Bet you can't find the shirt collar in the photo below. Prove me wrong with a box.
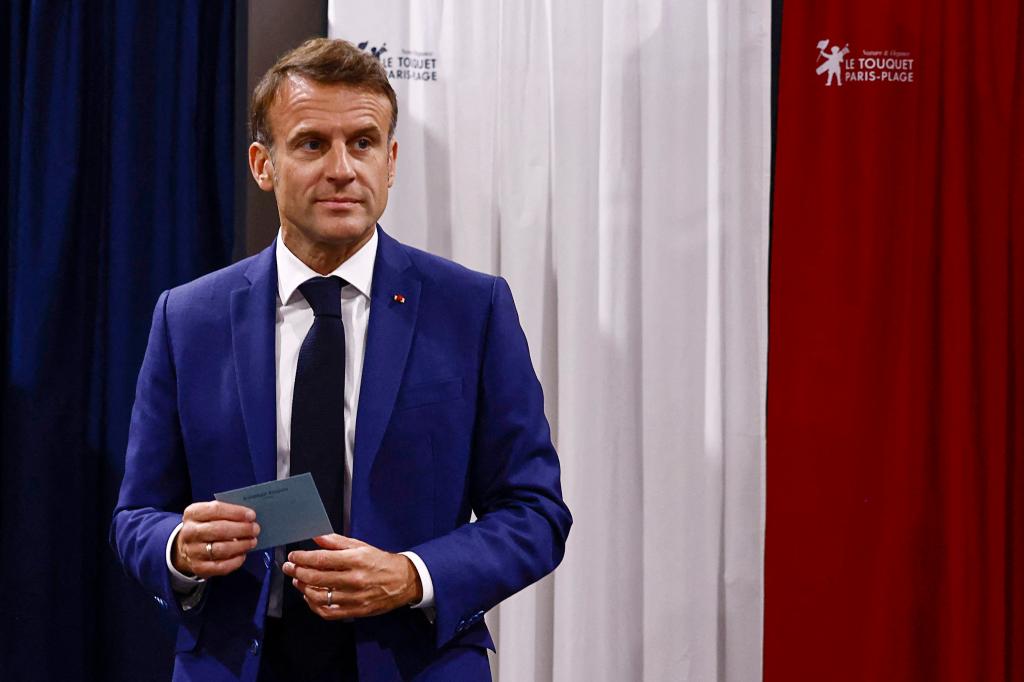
[275,227,378,305]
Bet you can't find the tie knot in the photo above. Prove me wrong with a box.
[298,276,345,317]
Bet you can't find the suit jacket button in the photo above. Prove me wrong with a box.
[249,639,261,655]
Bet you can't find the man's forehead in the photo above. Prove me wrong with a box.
[275,75,390,119]
[266,74,392,144]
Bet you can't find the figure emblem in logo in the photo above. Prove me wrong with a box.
[357,41,388,60]
[815,39,849,86]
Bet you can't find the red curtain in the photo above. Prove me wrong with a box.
[767,2,1024,679]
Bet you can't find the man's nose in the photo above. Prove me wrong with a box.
[325,145,356,182]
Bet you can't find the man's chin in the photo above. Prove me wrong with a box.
[282,221,376,251]
[324,222,375,242]
[312,222,376,249]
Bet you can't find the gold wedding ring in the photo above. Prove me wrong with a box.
[205,542,214,560]
[327,588,333,607]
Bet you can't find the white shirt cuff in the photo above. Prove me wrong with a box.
[399,551,435,609]
[166,522,206,605]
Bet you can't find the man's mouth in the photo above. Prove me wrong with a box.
[316,197,361,208]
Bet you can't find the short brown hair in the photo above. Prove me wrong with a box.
[249,38,398,147]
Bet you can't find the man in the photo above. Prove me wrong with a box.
[111,38,571,681]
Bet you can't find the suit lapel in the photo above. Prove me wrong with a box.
[352,230,421,532]
[230,244,278,485]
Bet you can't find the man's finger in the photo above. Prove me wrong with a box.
[190,554,247,578]
[184,520,260,543]
[287,548,352,570]
[312,534,363,551]
[188,537,256,562]
[305,596,355,621]
[185,501,256,523]
[294,580,368,619]
[294,579,335,606]
[285,564,363,591]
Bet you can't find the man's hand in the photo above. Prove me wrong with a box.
[282,534,423,620]
[172,501,260,579]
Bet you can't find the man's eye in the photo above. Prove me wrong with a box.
[301,139,322,151]
[355,138,371,150]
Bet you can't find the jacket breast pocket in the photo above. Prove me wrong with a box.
[394,377,463,412]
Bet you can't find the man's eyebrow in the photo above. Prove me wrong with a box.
[285,126,327,143]
[348,125,384,140]
[285,124,384,144]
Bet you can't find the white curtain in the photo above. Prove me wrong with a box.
[328,2,770,680]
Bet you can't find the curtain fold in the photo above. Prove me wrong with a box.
[329,1,770,679]
[2,2,235,679]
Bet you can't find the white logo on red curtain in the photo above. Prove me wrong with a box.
[816,40,849,86]
[815,39,916,86]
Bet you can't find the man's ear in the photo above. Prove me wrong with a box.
[387,138,398,188]
[248,142,275,192]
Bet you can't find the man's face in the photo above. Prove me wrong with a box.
[251,75,397,257]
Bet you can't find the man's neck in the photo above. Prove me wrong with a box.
[280,226,375,275]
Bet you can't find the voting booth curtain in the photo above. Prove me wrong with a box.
[2,2,235,680]
[767,2,1024,680]
[6,1,1018,680]
[328,2,772,680]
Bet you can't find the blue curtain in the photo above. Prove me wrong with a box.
[3,2,235,679]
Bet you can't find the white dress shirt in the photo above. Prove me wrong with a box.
[165,228,434,616]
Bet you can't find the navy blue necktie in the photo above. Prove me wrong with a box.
[281,276,355,676]
[290,275,347,535]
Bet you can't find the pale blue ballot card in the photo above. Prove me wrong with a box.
[214,473,333,551]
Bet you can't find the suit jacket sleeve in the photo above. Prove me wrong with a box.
[109,290,199,618]
[410,276,572,648]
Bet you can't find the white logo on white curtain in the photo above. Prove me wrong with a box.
[815,38,916,86]
[358,39,440,83]
[357,41,389,60]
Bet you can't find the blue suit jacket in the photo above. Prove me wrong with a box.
[110,229,571,681]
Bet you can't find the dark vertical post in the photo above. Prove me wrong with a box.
[237,0,328,258]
